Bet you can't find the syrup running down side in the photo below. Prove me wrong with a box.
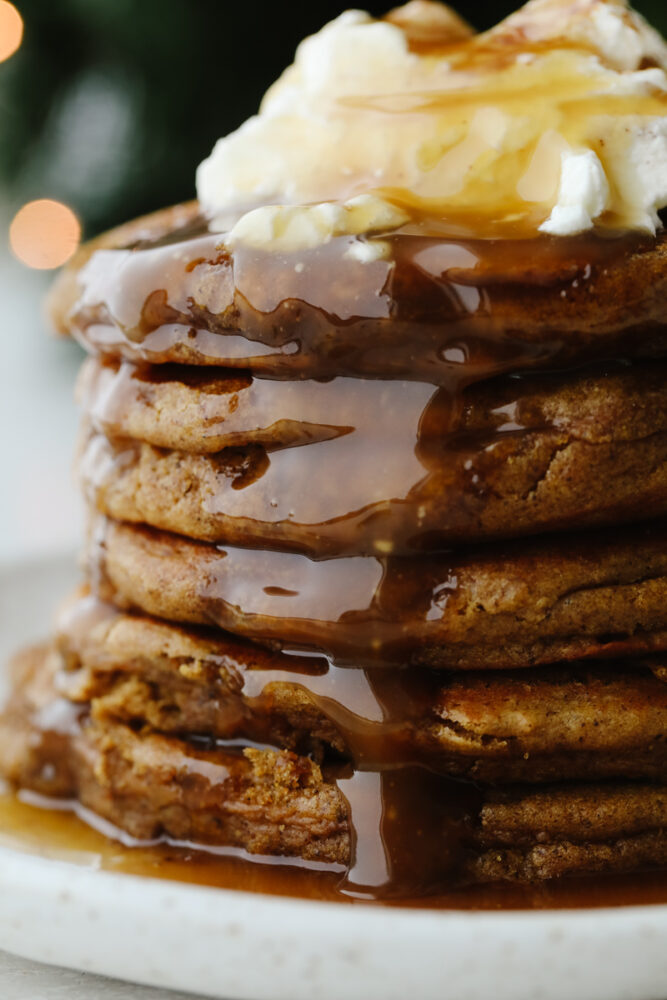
[33,211,667,901]
[56,594,667,784]
[20,1,667,899]
[88,514,667,669]
[56,217,667,382]
[48,595,479,899]
[78,356,667,556]
[12,591,664,901]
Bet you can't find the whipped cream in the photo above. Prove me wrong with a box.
[197,0,667,246]
[226,194,408,255]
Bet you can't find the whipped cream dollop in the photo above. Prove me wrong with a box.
[197,0,667,246]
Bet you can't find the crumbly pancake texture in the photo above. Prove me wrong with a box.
[472,783,667,882]
[5,644,667,884]
[0,645,348,861]
[54,594,667,783]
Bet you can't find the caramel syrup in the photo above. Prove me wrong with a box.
[44,594,667,902]
[89,513,667,669]
[80,356,667,558]
[66,222,666,383]
[4,788,667,911]
[31,190,667,906]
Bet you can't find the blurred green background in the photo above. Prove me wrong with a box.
[2,0,666,238]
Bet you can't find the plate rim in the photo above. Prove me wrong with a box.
[2,843,667,1000]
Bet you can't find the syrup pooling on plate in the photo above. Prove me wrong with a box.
[51,592,667,897]
[49,595,483,897]
[30,595,667,900]
[7,788,667,908]
[34,0,667,901]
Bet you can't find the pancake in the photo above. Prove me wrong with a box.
[57,593,345,760]
[0,645,347,863]
[79,357,667,555]
[17,0,667,900]
[472,783,667,883]
[48,203,667,381]
[76,357,432,455]
[6,644,667,886]
[88,515,667,669]
[56,594,667,784]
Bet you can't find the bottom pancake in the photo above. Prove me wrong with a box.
[473,785,667,883]
[4,643,667,889]
[0,644,347,863]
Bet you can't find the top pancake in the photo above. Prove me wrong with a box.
[49,202,667,381]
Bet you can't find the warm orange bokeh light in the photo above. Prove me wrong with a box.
[0,1,23,63]
[9,200,81,270]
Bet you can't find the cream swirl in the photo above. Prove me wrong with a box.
[197,0,667,245]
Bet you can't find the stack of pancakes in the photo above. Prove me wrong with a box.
[3,201,667,896]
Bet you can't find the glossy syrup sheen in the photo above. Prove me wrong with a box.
[79,354,667,557]
[65,217,667,383]
[89,512,667,670]
[4,789,667,911]
[34,184,667,903]
[55,594,479,900]
[47,592,667,902]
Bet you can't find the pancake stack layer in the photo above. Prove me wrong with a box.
[4,202,667,898]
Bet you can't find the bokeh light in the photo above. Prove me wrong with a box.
[0,1,23,63]
[9,199,81,269]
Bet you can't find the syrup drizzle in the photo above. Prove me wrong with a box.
[79,356,667,557]
[65,220,665,383]
[50,593,667,900]
[20,134,667,899]
[88,513,667,670]
[5,783,667,910]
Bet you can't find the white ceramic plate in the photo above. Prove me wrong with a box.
[2,554,667,1000]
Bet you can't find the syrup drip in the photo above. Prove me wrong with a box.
[79,359,435,454]
[88,513,667,670]
[336,767,477,899]
[27,155,667,901]
[53,594,479,897]
[52,594,667,899]
[54,595,477,897]
[5,787,667,909]
[66,223,666,383]
[79,356,667,557]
